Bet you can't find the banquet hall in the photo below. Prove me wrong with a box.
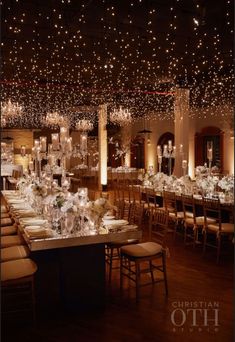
[1,1,234,341]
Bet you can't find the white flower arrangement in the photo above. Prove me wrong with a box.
[31,181,48,197]
[196,175,219,193]
[85,198,116,222]
[218,175,234,192]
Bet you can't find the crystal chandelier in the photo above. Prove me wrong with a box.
[1,100,23,126]
[44,111,69,128]
[110,106,132,126]
[76,119,94,132]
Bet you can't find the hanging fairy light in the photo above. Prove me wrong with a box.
[110,106,132,126]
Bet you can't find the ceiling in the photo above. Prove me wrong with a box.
[1,0,233,128]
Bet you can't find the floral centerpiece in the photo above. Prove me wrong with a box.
[85,197,116,233]
[218,175,234,200]
[196,175,219,197]
[31,181,48,197]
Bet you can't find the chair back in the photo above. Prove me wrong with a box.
[129,202,144,228]
[203,197,221,230]
[149,208,169,246]
[146,188,157,208]
[181,194,195,222]
[163,190,177,213]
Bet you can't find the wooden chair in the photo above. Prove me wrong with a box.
[203,198,234,263]
[1,258,37,323]
[105,202,143,283]
[163,190,184,238]
[120,208,169,302]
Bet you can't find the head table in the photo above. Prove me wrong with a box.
[2,190,142,313]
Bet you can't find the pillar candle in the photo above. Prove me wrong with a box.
[182,160,188,169]
[168,140,172,151]
[40,136,47,152]
[157,145,162,156]
[66,137,73,153]
[29,160,34,171]
[60,126,68,144]
[51,133,60,150]
[34,139,40,148]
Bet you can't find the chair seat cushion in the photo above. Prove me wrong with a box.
[121,242,163,257]
[1,218,13,227]
[185,216,216,226]
[1,235,25,248]
[1,245,30,262]
[1,258,37,282]
[207,223,234,233]
[1,225,17,236]
[1,206,8,213]
[169,211,184,219]
[108,239,139,248]
[1,213,10,219]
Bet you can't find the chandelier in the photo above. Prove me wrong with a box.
[1,116,7,128]
[44,111,69,128]
[1,100,23,126]
[110,106,132,126]
[76,119,94,132]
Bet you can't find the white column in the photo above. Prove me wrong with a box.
[98,104,108,190]
[121,125,131,167]
[174,87,190,177]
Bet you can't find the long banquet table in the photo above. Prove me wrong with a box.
[2,190,142,313]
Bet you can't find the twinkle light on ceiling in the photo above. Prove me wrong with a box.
[0,0,233,128]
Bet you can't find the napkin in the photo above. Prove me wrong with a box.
[24,226,53,239]
[20,218,48,226]
[102,219,128,227]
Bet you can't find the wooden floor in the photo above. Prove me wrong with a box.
[2,222,233,342]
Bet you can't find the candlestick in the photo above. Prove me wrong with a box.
[168,140,172,151]
[158,155,162,172]
[179,144,183,154]
[207,148,213,161]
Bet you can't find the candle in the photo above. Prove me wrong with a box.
[66,137,73,153]
[34,139,40,148]
[60,126,68,144]
[48,155,55,167]
[158,155,162,164]
[182,160,188,169]
[179,144,183,153]
[36,146,41,160]
[29,160,34,171]
[20,145,26,157]
[157,145,162,156]
[51,133,60,150]
[80,133,87,150]
[207,148,213,161]
[168,140,172,151]
[31,146,36,157]
[40,136,47,152]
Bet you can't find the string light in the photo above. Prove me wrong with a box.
[0,0,233,128]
